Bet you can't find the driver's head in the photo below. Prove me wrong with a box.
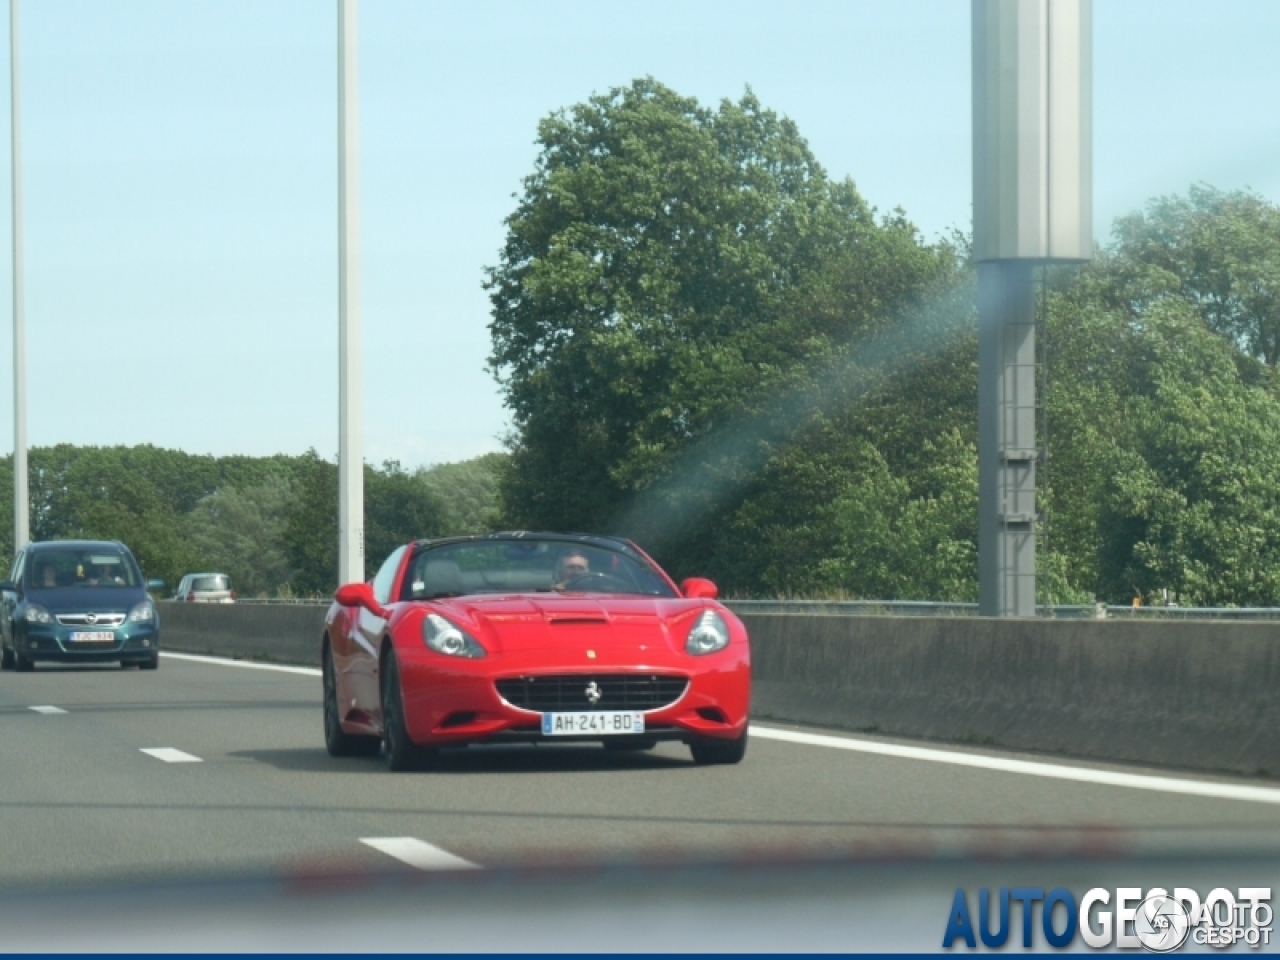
[39,563,56,587]
[556,550,589,582]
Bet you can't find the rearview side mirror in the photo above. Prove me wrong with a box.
[335,582,387,617]
[0,580,15,594]
[680,577,719,600]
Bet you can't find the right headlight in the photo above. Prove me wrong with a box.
[422,613,486,659]
[685,609,729,655]
[24,603,52,625]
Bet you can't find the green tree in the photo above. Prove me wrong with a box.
[488,77,961,579]
[1107,184,1280,367]
[417,452,506,534]
[183,475,296,597]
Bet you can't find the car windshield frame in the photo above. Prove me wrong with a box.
[400,536,679,601]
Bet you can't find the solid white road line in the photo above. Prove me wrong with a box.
[161,651,320,677]
[28,705,68,715]
[360,837,480,871]
[140,748,203,764]
[154,650,1280,806]
[752,724,1280,806]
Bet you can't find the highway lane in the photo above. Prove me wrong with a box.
[1,652,1279,889]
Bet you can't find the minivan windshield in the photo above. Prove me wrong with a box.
[27,549,139,590]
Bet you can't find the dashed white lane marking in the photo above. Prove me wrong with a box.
[360,837,480,871]
[752,724,1280,806]
[28,705,68,715]
[140,748,203,764]
[161,651,320,677]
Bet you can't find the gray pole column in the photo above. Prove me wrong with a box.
[9,0,26,554]
[337,0,363,585]
[973,0,1092,616]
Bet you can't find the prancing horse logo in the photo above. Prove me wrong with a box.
[584,681,602,705]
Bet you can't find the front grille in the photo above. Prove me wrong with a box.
[496,674,689,712]
[55,613,126,627]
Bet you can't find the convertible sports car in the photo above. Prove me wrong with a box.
[322,532,750,771]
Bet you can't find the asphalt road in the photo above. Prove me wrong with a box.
[2,651,1279,892]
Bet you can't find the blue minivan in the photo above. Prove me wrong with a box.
[0,540,162,671]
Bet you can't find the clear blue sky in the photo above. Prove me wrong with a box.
[0,0,1277,469]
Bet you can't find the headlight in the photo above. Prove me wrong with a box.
[685,609,729,655]
[24,603,52,625]
[128,601,155,622]
[422,613,485,658]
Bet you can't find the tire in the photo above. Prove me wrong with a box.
[323,642,380,757]
[14,649,33,673]
[603,738,657,752]
[139,653,159,671]
[1,643,14,670]
[690,726,748,766]
[380,650,436,772]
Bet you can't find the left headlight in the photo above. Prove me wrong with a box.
[422,613,486,659]
[128,601,155,623]
[685,609,730,655]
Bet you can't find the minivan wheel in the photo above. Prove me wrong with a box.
[1,644,14,670]
[139,653,159,671]
[14,649,33,673]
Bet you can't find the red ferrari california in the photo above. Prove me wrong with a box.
[322,533,750,771]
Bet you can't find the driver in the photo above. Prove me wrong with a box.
[553,550,590,590]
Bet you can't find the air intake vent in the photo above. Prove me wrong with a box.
[496,674,688,712]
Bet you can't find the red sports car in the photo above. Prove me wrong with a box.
[322,533,750,771]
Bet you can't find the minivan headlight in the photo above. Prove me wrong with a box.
[422,613,486,658]
[24,603,52,624]
[685,610,730,655]
[128,601,155,622]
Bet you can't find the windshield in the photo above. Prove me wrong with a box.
[403,540,676,600]
[191,575,230,592]
[26,549,139,589]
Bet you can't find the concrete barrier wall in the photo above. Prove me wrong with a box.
[742,614,1280,778]
[157,602,1279,777]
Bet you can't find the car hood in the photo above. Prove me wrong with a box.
[23,587,146,614]
[423,593,713,655]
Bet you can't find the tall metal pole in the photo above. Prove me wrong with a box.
[9,0,26,554]
[973,0,1092,616]
[337,0,363,585]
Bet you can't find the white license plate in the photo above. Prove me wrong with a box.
[541,711,645,736]
[69,631,114,644]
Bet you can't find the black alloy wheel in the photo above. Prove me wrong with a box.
[380,650,436,772]
[689,726,748,766]
[1,643,13,670]
[140,653,159,671]
[13,648,33,673]
[323,641,379,757]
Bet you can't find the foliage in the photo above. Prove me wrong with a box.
[417,452,506,535]
[183,475,295,597]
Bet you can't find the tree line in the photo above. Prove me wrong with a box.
[488,78,1280,606]
[0,448,504,597]
[4,79,1279,606]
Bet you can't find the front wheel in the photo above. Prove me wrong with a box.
[14,649,33,673]
[139,653,159,671]
[323,642,380,757]
[1,643,14,670]
[380,650,436,772]
[690,726,748,766]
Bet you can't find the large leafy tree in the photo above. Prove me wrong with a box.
[488,78,961,578]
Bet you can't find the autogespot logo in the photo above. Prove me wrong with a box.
[942,886,1273,951]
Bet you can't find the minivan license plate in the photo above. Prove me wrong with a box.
[541,711,645,736]
[69,631,114,644]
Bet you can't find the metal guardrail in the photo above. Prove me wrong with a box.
[224,596,1280,621]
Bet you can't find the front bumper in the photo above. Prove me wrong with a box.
[394,647,750,748]
[15,623,159,663]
